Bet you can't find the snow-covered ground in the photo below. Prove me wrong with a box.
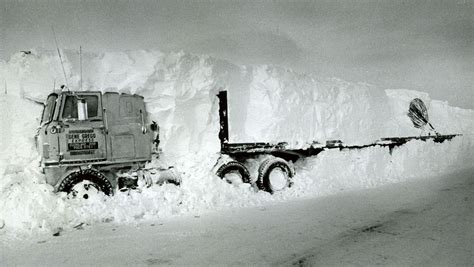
[0,49,473,238]
[1,167,472,265]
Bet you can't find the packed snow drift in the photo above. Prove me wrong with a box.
[0,49,473,236]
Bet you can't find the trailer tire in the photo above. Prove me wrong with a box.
[58,169,114,197]
[216,161,251,184]
[257,158,294,193]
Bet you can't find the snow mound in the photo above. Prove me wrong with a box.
[0,49,473,236]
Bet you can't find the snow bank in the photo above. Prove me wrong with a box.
[3,49,472,153]
[385,89,474,137]
[0,49,473,236]
[234,67,390,145]
[1,132,471,236]
[295,137,474,196]
[0,95,42,177]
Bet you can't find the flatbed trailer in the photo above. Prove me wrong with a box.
[215,91,460,193]
[220,135,458,160]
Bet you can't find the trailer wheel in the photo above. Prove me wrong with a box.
[216,161,251,185]
[257,158,294,193]
[58,169,114,198]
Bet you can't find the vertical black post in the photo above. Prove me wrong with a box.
[217,90,229,151]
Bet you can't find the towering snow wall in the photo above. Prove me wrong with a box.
[1,49,473,234]
[1,49,473,159]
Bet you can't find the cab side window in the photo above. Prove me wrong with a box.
[41,94,58,124]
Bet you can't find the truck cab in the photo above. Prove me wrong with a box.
[36,90,155,194]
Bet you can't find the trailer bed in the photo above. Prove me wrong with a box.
[221,134,459,161]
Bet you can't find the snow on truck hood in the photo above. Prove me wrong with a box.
[0,49,473,235]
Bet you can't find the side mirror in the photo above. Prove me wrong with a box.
[77,98,88,120]
[150,121,158,132]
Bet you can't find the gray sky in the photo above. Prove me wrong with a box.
[1,0,472,109]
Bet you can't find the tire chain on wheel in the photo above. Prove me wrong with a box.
[257,157,294,193]
[57,168,114,196]
[216,161,251,184]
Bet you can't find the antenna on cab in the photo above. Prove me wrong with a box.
[80,46,83,91]
[51,26,70,91]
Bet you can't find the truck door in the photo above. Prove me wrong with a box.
[37,93,60,163]
[119,95,151,160]
[57,93,107,162]
[102,93,151,162]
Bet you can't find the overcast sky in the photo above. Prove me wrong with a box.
[1,0,472,109]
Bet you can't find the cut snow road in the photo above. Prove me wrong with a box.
[1,168,473,266]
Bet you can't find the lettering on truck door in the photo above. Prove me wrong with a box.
[59,93,107,161]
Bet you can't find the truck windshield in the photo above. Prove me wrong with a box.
[41,94,57,124]
[62,95,99,119]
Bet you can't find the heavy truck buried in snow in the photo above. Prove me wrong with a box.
[35,89,459,198]
[35,90,164,198]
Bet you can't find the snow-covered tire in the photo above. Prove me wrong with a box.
[57,169,114,197]
[257,158,294,193]
[216,161,251,184]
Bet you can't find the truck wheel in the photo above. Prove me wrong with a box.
[58,169,114,198]
[216,161,251,185]
[257,158,294,193]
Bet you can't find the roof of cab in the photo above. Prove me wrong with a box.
[47,90,144,99]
